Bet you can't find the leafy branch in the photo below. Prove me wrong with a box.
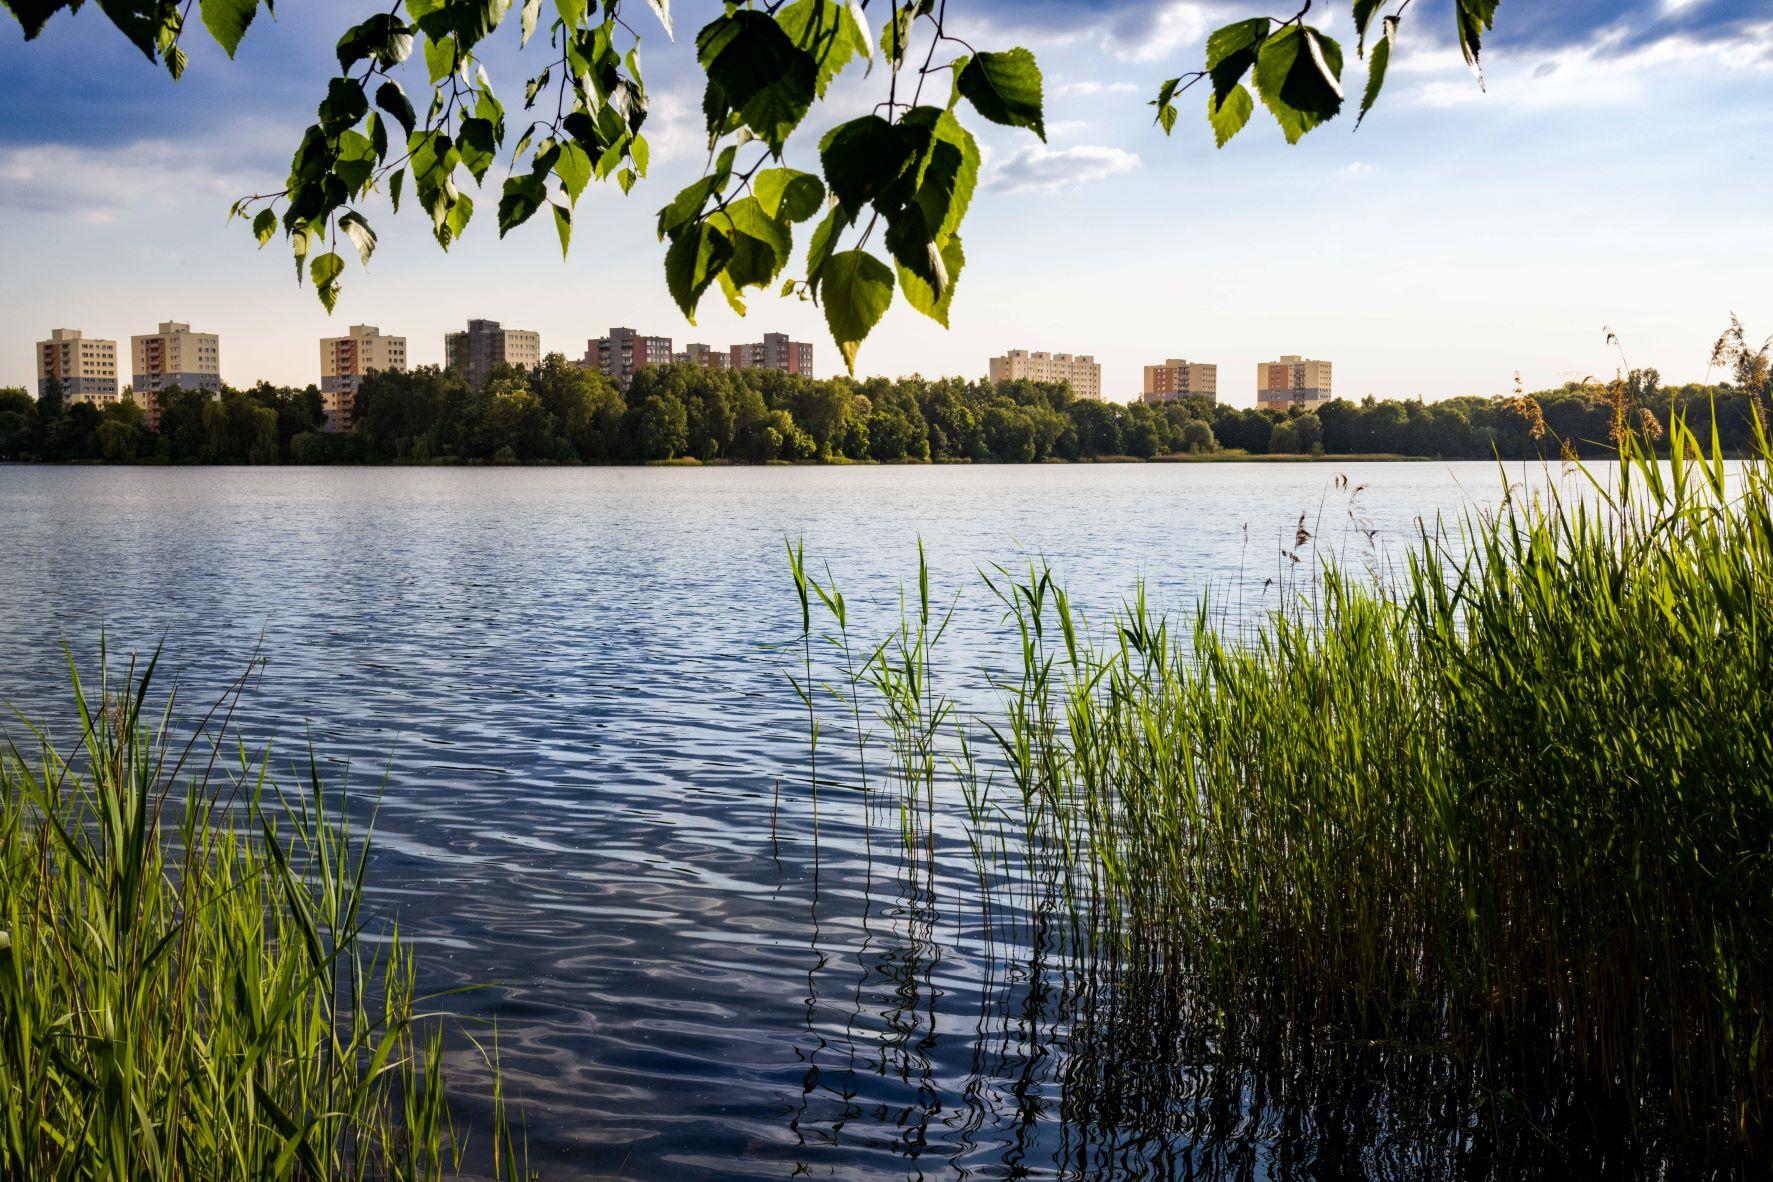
[1151,1,1496,145]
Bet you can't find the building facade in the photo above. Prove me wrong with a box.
[320,325,408,432]
[131,321,221,429]
[444,319,542,390]
[587,327,674,388]
[730,333,814,376]
[1140,359,1218,404]
[1257,355,1334,410]
[673,342,731,372]
[36,328,120,405]
[988,349,1102,400]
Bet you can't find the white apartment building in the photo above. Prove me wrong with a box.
[988,348,1102,400]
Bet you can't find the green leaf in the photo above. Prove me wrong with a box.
[818,115,915,215]
[1151,76,1182,134]
[1208,83,1253,148]
[1206,17,1270,103]
[1252,25,1342,145]
[309,251,344,311]
[375,80,417,136]
[777,0,869,96]
[336,13,413,70]
[710,195,792,291]
[956,48,1044,141]
[819,250,893,373]
[753,167,825,223]
[1455,0,1497,86]
[555,0,585,28]
[664,222,734,323]
[896,232,962,328]
[552,203,572,258]
[498,173,547,236]
[319,78,369,134]
[338,211,376,266]
[555,141,592,203]
[1353,0,1385,51]
[696,11,819,152]
[200,0,258,57]
[804,203,851,295]
[1358,20,1394,126]
[655,173,719,240]
[458,116,498,181]
[389,167,405,213]
[422,33,456,84]
[251,207,277,246]
[879,3,913,65]
[645,0,671,39]
[520,0,540,45]
[896,107,978,243]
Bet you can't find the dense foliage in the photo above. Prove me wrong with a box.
[4,360,1770,465]
[2,1,1499,366]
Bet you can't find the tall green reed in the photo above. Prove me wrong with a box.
[0,649,525,1181]
[789,411,1771,1159]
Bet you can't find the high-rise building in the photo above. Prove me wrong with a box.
[988,349,1102,400]
[730,332,814,376]
[1141,359,1217,404]
[36,328,119,405]
[673,342,731,372]
[1257,355,1334,410]
[587,327,673,389]
[131,321,221,429]
[444,318,541,390]
[320,325,408,432]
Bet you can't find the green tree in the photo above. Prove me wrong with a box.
[628,391,689,461]
[1180,419,1217,454]
[0,387,36,460]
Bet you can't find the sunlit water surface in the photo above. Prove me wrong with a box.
[0,462,1619,1179]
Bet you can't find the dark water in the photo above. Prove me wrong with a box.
[0,462,1596,1179]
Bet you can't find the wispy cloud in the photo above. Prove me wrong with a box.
[0,138,253,223]
[1098,1,1209,64]
[990,144,1142,195]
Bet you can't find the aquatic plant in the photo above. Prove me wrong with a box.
[789,411,1772,1167]
[0,651,524,1181]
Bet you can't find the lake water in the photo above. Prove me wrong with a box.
[0,461,1588,1179]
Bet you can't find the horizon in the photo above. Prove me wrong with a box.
[3,1,1770,405]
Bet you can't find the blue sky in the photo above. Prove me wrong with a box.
[2,0,1770,403]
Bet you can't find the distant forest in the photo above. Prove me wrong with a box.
[1,360,1766,466]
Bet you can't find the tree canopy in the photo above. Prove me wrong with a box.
[3,1,1499,367]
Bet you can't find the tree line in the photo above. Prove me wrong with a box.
[2,360,1766,466]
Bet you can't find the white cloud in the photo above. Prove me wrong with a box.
[1054,80,1143,98]
[1099,1,1208,64]
[1403,20,1773,111]
[1339,161,1374,177]
[0,139,253,223]
[989,144,1142,195]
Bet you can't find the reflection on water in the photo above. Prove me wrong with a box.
[0,462,1693,1178]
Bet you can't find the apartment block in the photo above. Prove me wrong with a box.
[320,325,408,432]
[988,349,1102,400]
[1140,359,1218,404]
[673,342,731,372]
[444,318,541,390]
[587,327,674,389]
[730,332,814,376]
[1257,355,1334,410]
[36,328,120,405]
[131,321,221,429]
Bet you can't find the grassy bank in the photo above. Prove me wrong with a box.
[791,414,1771,1164]
[0,656,520,1180]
